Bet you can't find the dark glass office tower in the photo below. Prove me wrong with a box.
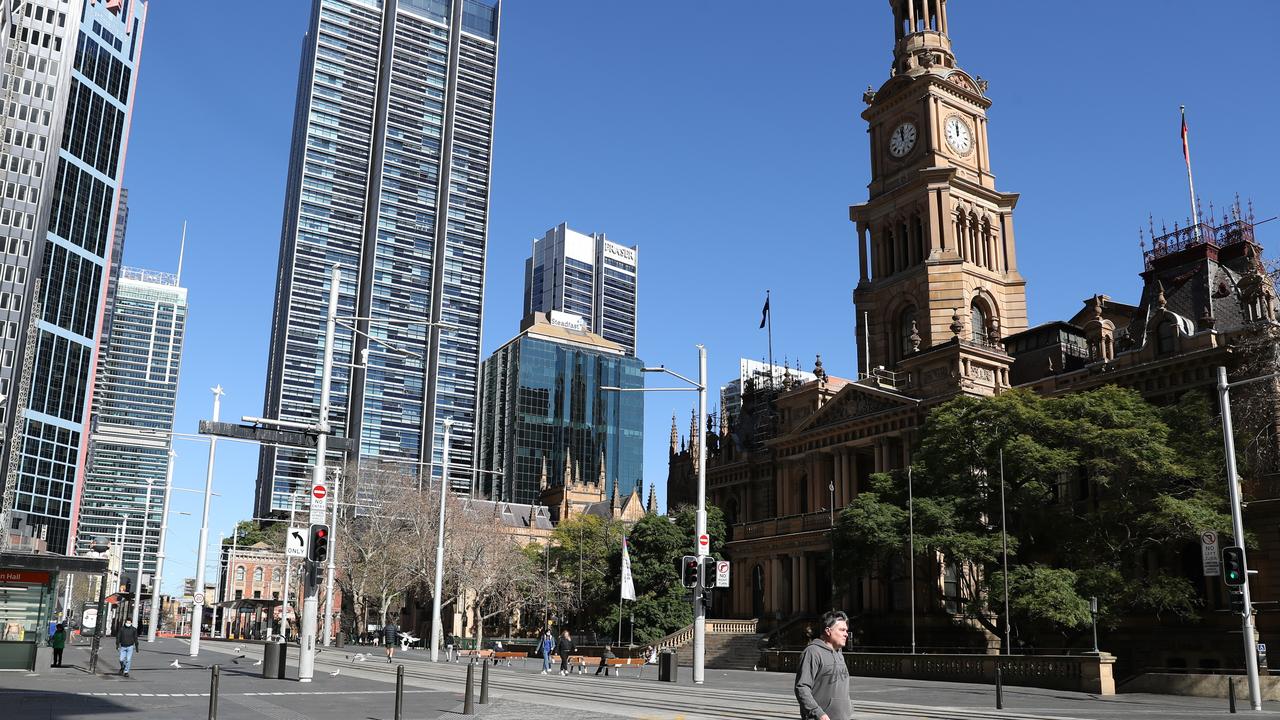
[477,312,643,506]
[0,0,146,554]
[257,0,500,516]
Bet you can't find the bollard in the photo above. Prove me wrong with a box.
[208,664,220,720]
[463,661,475,715]
[1229,676,1237,713]
[479,660,490,704]
[394,665,404,720]
[995,665,1003,710]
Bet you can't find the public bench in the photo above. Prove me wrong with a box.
[604,657,646,677]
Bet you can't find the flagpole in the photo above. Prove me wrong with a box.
[766,289,774,388]
[1181,105,1201,240]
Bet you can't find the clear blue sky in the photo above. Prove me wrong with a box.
[117,1,1280,592]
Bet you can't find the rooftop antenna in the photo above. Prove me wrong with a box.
[176,220,187,285]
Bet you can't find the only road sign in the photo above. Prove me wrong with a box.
[286,526,308,558]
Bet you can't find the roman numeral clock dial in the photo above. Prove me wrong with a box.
[945,115,973,155]
[889,122,917,158]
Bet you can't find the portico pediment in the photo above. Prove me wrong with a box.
[784,381,918,437]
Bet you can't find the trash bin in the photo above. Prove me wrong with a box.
[658,649,677,682]
[262,641,287,679]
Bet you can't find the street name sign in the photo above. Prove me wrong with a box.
[286,526,308,558]
[1201,530,1221,577]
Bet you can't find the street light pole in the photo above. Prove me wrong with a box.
[322,467,341,646]
[130,478,155,629]
[692,344,708,685]
[300,264,341,683]
[189,385,223,657]
[1217,365,1263,711]
[147,450,176,642]
[430,418,453,663]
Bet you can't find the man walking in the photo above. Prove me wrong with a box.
[115,619,139,677]
[794,611,851,720]
[555,629,575,676]
[382,618,400,664]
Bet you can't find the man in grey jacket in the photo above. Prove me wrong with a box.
[794,610,851,720]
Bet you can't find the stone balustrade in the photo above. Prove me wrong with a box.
[762,650,1116,695]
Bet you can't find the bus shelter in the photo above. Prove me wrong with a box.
[0,552,109,671]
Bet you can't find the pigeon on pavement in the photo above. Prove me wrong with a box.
[169,660,181,669]
[231,655,246,664]
[329,669,341,677]
[253,659,263,667]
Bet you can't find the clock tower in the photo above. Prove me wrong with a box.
[852,0,1027,391]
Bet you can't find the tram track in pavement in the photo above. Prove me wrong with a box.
[204,640,1101,720]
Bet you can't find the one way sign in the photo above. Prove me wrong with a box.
[286,526,308,558]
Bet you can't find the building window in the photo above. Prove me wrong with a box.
[272,568,282,584]
[1156,320,1176,355]
[253,567,264,583]
[970,301,990,344]
[235,565,245,582]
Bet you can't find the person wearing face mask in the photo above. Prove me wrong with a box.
[115,619,139,677]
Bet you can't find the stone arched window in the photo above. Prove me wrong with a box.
[898,306,918,357]
[253,567,264,583]
[235,565,245,582]
[272,568,282,584]
[970,301,990,344]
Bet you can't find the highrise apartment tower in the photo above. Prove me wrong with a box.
[524,223,638,356]
[257,0,500,516]
[0,0,146,553]
[76,266,186,577]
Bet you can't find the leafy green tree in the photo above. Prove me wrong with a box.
[835,386,1230,647]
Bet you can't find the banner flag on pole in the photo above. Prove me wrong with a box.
[759,295,770,329]
[621,536,636,601]
[1181,108,1191,170]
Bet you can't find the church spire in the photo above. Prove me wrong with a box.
[669,413,679,456]
[646,483,658,515]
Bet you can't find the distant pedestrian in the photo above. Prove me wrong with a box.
[492,640,503,665]
[595,643,616,676]
[50,623,66,667]
[645,645,658,664]
[556,630,575,676]
[382,619,400,663]
[539,631,554,675]
[115,619,139,677]
[794,611,851,720]
[444,631,455,662]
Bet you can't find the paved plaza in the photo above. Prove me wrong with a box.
[1,638,1278,719]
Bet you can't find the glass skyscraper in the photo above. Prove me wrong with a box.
[0,0,146,554]
[477,312,643,506]
[257,0,500,516]
[76,267,186,579]
[524,223,638,357]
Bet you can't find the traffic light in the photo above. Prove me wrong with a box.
[1222,546,1246,587]
[680,555,699,588]
[1229,589,1248,614]
[308,524,330,563]
[702,557,717,589]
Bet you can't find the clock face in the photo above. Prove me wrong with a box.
[888,122,917,158]
[944,116,973,155]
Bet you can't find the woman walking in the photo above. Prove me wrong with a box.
[50,623,66,668]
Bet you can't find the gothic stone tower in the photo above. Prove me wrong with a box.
[852,0,1027,390]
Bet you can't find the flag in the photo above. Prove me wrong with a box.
[759,295,770,329]
[620,536,636,601]
[1181,110,1190,169]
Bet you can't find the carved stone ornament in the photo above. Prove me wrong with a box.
[862,85,877,105]
[909,320,922,352]
[950,308,964,338]
[818,389,900,429]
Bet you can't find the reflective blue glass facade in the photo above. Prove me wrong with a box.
[477,320,643,506]
[257,0,500,516]
[0,0,145,554]
[76,268,185,576]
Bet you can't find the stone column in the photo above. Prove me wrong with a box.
[771,557,783,618]
[790,554,801,614]
[833,451,844,508]
[857,222,869,282]
[798,554,810,613]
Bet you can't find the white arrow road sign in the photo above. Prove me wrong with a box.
[286,526,308,558]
